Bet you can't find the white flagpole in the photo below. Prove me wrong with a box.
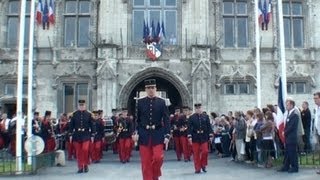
[27,0,36,165]
[277,0,287,99]
[255,0,261,109]
[16,0,27,173]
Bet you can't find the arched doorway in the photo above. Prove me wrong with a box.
[118,67,191,115]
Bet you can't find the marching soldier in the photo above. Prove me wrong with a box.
[170,107,182,161]
[69,100,95,173]
[66,113,76,160]
[180,106,191,162]
[117,108,133,163]
[32,112,41,136]
[188,103,213,174]
[41,111,56,153]
[111,108,119,154]
[136,79,170,180]
[90,110,104,163]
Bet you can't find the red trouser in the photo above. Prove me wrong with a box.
[119,138,132,162]
[139,142,164,180]
[91,140,103,162]
[112,138,119,153]
[74,140,90,169]
[192,142,209,172]
[180,136,190,160]
[45,137,56,153]
[66,141,76,160]
[173,136,182,160]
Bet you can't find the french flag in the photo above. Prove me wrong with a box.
[276,77,286,143]
[48,0,55,24]
[258,0,272,30]
[36,0,43,25]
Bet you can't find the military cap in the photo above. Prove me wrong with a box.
[144,79,156,87]
[44,111,51,116]
[194,103,202,108]
[34,112,39,116]
[78,100,86,104]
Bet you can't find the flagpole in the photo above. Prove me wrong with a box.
[27,0,36,165]
[277,0,287,100]
[16,0,27,173]
[255,0,261,109]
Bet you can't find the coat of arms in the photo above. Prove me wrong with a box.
[142,21,166,61]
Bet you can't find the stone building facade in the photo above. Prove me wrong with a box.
[0,0,319,118]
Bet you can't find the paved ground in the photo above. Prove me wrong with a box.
[2,150,319,180]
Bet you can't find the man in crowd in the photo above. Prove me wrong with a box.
[301,101,311,153]
[313,92,320,174]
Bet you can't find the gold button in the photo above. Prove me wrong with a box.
[149,118,152,120]
[150,113,152,116]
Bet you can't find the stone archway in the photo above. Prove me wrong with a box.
[118,67,191,110]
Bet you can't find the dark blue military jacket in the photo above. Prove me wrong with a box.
[69,110,94,142]
[118,117,133,139]
[188,113,213,143]
[284,110,299,145]
[137,96,170,146]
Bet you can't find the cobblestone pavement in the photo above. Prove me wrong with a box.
[2,150,319,180]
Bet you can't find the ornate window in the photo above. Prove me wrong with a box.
[287,81,307,94]
[223,82,251,95]
[132,0,177,44]
[62,83,90,113]
[7,0,30,47]
[283,0,304,48]
[222,0,248,48]
[4,83,27,96]
[64,0,91,47]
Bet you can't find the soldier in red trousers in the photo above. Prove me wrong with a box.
[188,103,213,174]
[91,110,104,163]
[117,108,133,163]
[69,100,95,173]
[136,79,170,180]
[41,111,56,153]
[170,107,182,161]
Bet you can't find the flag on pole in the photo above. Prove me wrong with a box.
[258,0,272,30]
[48,0,55,24]
[36,0,43,25]
[42,0,49,29]
[161,21,166,38]
[276,77,286,143]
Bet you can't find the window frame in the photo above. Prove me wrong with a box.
[283,0,304,48]
[63,0,91,47]
[223,81,251,95]
[6,0,31,48]
[132,0,178,45]
[222,0,249,48]
[287,81,307,94]
[62,82,90,113]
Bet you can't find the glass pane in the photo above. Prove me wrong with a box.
[165,0,176,6]
[284,18,291,47]
[287,83,293,94]
[225,84,235,94]
[224,18,234,47]
[292,2,302,15]
[79,1,90,13]
[150,0,160,6]
[239,83,248,94]
[296,82,305,93]
[134,0,144,6]
[64,84,74,114]
[9,1,19,14]
[237,18,247,47]
[5,84,16,95]
[64,17,76,46]
[149,10,161,23]
[65,0,77,13]
[283,2,290,15]
[133,10,145,44]
[78,17,90,47]
[23,84,28,95]
[165,11,177,45]
[293,19,303,47]
[237,2,247,14]
[26,1,31,14]
[7,17,19,47]
[77,84,88,103]
[24,17,30,46]
[223,2,233,15]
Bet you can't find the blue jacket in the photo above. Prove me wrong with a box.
[188,113,213,143]
[285,110,299,145]
[69,110,95,142]
[137,96,170,146]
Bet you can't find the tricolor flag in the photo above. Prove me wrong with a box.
[48,0,55,24]
[36,0,43,25]
[258,0,272,30]
[276,77,286,143]
[42,0,49,29]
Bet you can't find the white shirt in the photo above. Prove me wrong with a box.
[315,106,320,135]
